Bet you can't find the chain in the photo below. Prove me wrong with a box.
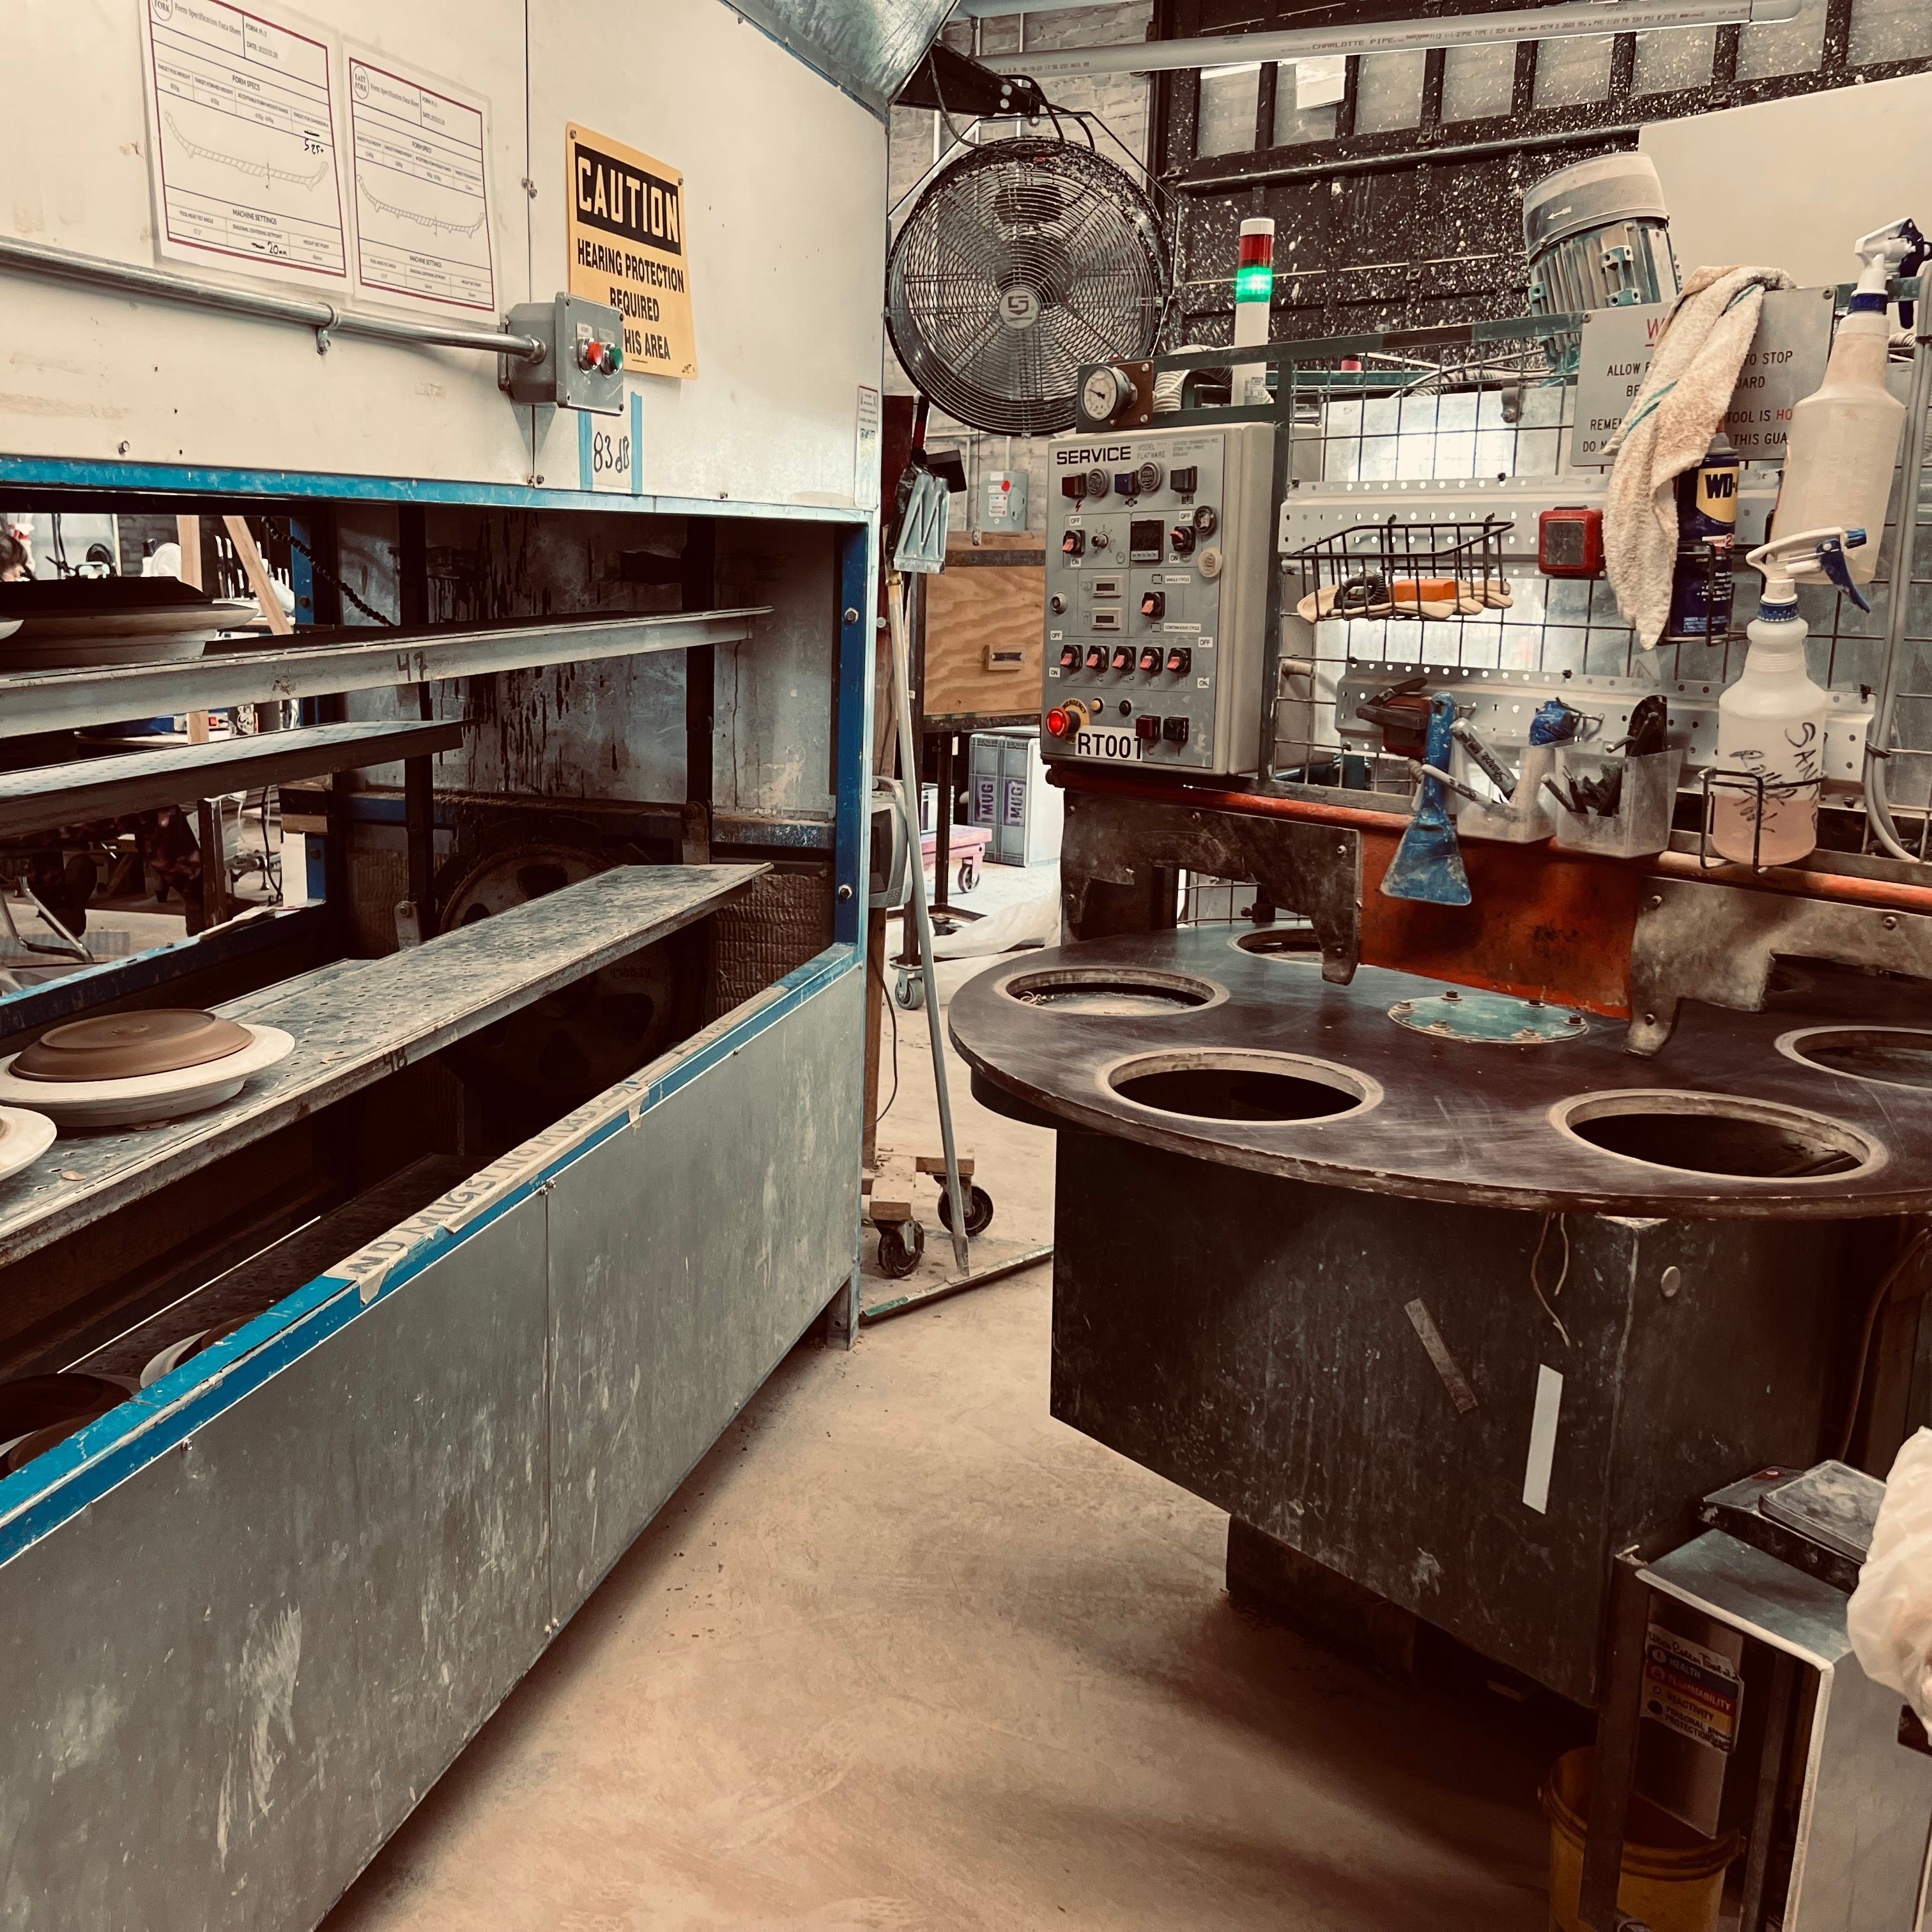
[284,526,396,627]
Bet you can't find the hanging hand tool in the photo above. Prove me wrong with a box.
[1407,760,1491,810]
[1450,719,1517,801]
[1354,674,1433,762]
[1383,696,1473,906]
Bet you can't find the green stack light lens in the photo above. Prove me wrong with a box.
[1234,263,1273,303]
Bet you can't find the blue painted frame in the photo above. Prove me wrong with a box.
[0,454,868,526]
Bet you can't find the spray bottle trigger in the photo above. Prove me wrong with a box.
[1816,533,1872,613]
[1900,219,1928,332]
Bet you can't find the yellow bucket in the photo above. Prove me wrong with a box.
[1542,1746,1742,1932]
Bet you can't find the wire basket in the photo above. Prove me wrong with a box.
[1284,516,1514,624]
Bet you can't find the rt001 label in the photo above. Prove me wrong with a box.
[1075,726,1143,762]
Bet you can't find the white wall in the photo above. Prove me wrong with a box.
[1642,71,1932,288]
[0,0,885,512]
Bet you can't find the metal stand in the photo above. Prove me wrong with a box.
[885,571,970,1272]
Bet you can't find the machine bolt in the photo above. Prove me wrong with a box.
[843,608,860,624]
[1644,1011,1657,1025]
[1649,894,1663,908]
[1443,989,1460,1000]
[1884,914,1900,930]
[1660,1266,1682,1300]
[836,884,854,901]
[117,440,130,455]
[1335,843,1347,856]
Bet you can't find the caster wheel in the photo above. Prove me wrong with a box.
[935,1183,995,1237]
[958,859,977,892]
[895,968,925,1011]
[877,1220,924,1278]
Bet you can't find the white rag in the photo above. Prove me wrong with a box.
[1602,265,1793,649]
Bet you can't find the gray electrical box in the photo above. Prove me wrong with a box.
[1041,422,1275,778]
[499,293,627,415]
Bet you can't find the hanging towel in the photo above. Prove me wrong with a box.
[1602,265,1793,649]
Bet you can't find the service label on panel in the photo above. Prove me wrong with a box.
[1571,288,1833,466]
[567,125,697,379]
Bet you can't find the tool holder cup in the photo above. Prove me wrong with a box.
[1452,741,1557,844]
[1549,746,1685,859]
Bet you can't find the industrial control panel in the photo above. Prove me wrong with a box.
[1041,422,1276,778]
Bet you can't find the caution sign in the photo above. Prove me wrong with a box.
[565,125,696,379]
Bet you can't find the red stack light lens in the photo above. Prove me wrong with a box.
[1237,231,1273,271]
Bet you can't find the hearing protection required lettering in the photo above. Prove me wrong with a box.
[566,125,697,379]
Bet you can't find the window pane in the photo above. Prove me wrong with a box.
[1273,58,1342,146]
[1735,0,1828,77]
[1442,42,1515,122]
[1632,25,1715,93]
[1197,62,1261,157]
[1851,0,1932,62]
[1533,34,1613,107]
[1354,49,1427,132]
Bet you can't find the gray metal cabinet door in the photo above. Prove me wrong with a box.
[547,971,861,1619]
[0,1194,551,1932]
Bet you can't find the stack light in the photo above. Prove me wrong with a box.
[1232,217,1275,404]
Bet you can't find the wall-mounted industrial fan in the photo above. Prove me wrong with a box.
[885,137,1169,438]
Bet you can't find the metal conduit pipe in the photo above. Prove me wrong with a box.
[1059,766,1932,921]
[0,234,548,362]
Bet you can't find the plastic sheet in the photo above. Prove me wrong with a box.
[1848,1428,1932,1728]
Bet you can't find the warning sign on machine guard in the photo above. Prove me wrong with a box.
[1641,1623,1742,1754]
[566,125,697,379]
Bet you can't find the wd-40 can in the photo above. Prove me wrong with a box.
[1664,433,1740,641]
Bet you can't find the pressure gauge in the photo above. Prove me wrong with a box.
[1081,364,1137,425]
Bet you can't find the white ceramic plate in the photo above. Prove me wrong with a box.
[0,1024,295,1129]
[0,1105,57,1183]
[0,600,254,670]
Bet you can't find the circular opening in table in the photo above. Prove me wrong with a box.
[1552,1090,1881,1181]
[1107,1050,1377,1124]
[1777,1027,1932,1092]
[1002,968,1225,1018]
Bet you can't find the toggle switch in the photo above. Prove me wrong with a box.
[1058,642,1081,670]
[1169,525,1196,558]
[1061,528,1085,556]
[1140,590,1166,621]
[1165,646,1192,676]
[1110,643,1135,673]
[1084,645,1108,671]
[1138,645,1162,674]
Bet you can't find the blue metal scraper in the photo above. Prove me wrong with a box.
[1381,695,1472,907]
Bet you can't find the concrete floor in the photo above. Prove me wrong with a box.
[323,911,1564,1932]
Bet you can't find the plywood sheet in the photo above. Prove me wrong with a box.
[923,535,1045,724]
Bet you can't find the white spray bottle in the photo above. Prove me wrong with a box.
[1771,220,1916,586]
[1711,527,1867,865]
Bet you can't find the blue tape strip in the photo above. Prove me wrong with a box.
[0,456,866,525]
[0,940,858,1562]
[631,392,644,496]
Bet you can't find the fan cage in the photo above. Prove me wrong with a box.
[886,136,1169,438]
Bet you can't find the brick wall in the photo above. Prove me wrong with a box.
[887,4,1155,537]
